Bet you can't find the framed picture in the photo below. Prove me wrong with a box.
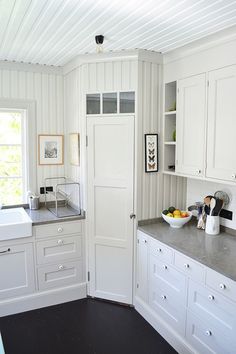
[145,134,158,172]
[69,133,80,166]
[38,135,64,165]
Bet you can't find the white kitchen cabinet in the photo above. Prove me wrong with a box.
[206,64,236,182]
[136,231,149,302]
[176,73,206,177]
[0,243,35,300]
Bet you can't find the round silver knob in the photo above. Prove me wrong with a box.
[219,283,226,290]
[144,239,147,244]
[57,239,63,245]
[231,174,236,179]
[162,265,168,270]
[58,265,64,270]
[196,169,201,175]
[157,248,162,252]
[161,295,166,300]
[184,263,190,269]
[57,227,63,233]
[205,330,212,337]
[208,295,214,301]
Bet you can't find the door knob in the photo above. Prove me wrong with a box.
[130,213,136,219]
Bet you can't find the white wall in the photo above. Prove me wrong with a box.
[0,61,64,197]
[187,179,236,229]
[64,51,187,218]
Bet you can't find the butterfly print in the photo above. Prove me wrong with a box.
[148,142,154,147]
[148,163,156,169]
[149,149,154,154]
[149,155,155,162]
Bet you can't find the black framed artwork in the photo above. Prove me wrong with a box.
[145,134,158,172]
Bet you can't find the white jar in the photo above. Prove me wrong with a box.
[205,215,220,235]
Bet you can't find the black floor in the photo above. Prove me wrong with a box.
[0,298,177,354]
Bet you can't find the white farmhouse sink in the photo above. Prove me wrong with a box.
[0,208,32,241]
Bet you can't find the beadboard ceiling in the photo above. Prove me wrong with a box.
[0,0,236,67]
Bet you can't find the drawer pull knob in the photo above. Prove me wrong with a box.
[208,295,214,301]
[144,239,147,244]
[231,174,236,179]
[205,330,212,337]
[163,265,168,270]
[58,265,64,270]
[157,248,162,252]
[219,283,226,290]
[161,295,166,300]
[58,227,63,233]
[184,263,190,269]
[196,169,201,174]
[57,239,64,245]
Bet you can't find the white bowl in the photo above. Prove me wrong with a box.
[162,211,192,228]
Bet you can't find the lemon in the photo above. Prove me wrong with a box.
[167,213,173,217]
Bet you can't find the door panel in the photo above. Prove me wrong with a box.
[207,65,236,181]
[176,74,206,177]
[87,116,134,304]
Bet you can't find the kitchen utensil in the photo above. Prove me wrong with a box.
[210,197,216,216]
[204,195,213,207]
[214,191,230,206]
[213,198,224,216]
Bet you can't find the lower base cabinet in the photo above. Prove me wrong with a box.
[136,230,236,354]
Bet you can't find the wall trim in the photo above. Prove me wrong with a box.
[0,60,62,75]
[163,25,236,64]
[63,49,162,75]
[0,283,87,317]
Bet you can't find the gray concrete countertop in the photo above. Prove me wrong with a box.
[26,207,85,226]
[138,220,236,281]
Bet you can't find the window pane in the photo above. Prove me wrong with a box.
[102,93,117,114]
[0,146,22,177]
[0,178,23,205]
[0,111,22,144]
[86,94,100,114]
[120,91,135,113]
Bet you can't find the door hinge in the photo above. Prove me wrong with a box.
[88,271,90,282]
[86,135,88,147]
[137,283,139,288]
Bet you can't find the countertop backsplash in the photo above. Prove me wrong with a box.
[187,178,236,230]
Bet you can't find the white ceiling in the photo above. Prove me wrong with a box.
[0,0,236,67]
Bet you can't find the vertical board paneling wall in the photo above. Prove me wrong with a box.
[0,66,64,196]
[64,57,186,218]
[137,61,186,220]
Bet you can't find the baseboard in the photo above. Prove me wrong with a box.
[0,283,87,317]
[134,296,196,354]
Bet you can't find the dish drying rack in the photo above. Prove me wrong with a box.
[44,177,81,218]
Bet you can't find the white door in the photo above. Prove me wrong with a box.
[176,73,206,177]
[207,65,236,182]
[0,243,35,300]
[87,116,134,304]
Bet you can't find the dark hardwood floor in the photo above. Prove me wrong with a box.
[0,298,177,354]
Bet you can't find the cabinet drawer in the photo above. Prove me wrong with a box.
[149,278,186,335]
[36,235,82,265]
[174,252,204,282]
[34,221,82,239]
[37,260,83,290]
[186,311,236,354]
[206,268,236,303]
[188,280,236,335]
[149,254,187,301]
[149,238,173,264]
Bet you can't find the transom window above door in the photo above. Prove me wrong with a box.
[86,91,135,115]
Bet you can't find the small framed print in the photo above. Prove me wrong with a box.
[38,135,64,165]
[69,133,80,166]
[145,134,158,172]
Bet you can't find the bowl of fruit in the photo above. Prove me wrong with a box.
[162,207,192,228]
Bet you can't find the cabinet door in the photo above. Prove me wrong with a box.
[206,65,236,182]
[176,74,206,177]
[0,243,35,300]
[136,231,148,302]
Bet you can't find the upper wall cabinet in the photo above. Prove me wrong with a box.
[206,65,236,182]
[176,74,206,177]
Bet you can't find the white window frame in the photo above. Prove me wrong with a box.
[0,99,37,205]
